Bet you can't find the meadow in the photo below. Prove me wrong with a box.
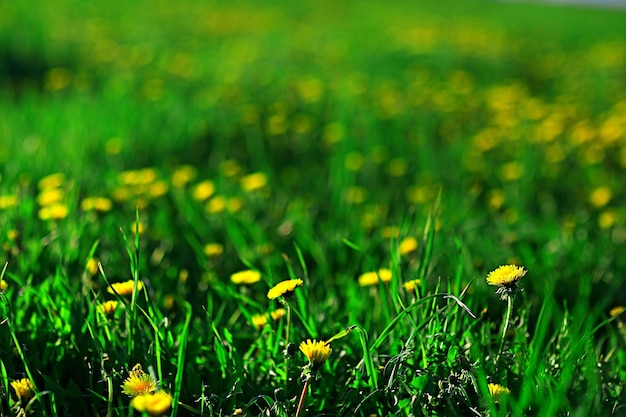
[1,0,626,416]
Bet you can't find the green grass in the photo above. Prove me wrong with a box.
[1,0,626,416]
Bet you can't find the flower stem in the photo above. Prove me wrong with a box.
[284,303,292,385]
[295,374,311,417]
[496,294,514,363]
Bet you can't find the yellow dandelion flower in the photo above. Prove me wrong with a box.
[220,159,242,177]
[486,265,527,287]
[86,258,99,275]
[119,168,157,186]
[81,197,113,212]
[107,280,143,296]
[241,172,268,192]
[130,221,146,235]
[299,339,331,370]
[0,194,19,209]
[402,279,421,293]
[38,203,68,220]
[358,269,392,287]
[270,308,286,320]
[0,280,7,292]
[589,186,612,208]
[206,195,226,213]
[37,188,64,206]
[267,278,303,299]
[122,364,157,397]
[38,173,65,190]
[399,237,418,255]
[148,181,169,198]
[230,270,261,285]
[598,209,618,229]
[130,391,172,416]
[10,378,35,404]
[251,314,268,329]
[204,243,224,257]
[97,300,119,315]
[488,383,511,401]
[192,180,215,201]
[171,165,197,188]
[610,306,625,317]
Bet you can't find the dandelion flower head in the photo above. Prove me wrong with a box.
[0,280,7,292]
[10,378,35,403]
[402,279,421,293]
[267,278,303,299]
[230,270,261,285]
[486,265,526,287]
[131,390,172,416]
[299,339,331,370]
[122,364,157,397]
[488,383,511,401]
[358,269,392,287]
[107,280,143,296]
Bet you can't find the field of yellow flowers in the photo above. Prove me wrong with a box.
[1,0,625,416]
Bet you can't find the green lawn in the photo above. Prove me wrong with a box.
[1,0,625,416]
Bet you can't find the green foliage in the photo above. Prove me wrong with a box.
[1,0,626,416]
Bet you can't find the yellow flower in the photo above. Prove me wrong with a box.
[487,383,511,401]
[38,203,68,220]
[250,308,287,329]
[230,270,261,285]
[270,308,286,320]
[130,391,172,416]
[267,278,303,299]
[10,378,35,404]
[81,196,113,212]
[37,188,65,206]
[589,186,612,208]
[240,172,268,192]
[402,279,421,293]
[0,194,19,209]
[192,180,215,201]
[0,280,7,292]
[107,280,143,296]
[98,300,119,315]
[609,306,625,317]
[204,243,224,257]
[38,173,65,190]
[399,237,418,255]
[358,269,392,286]
[86,258,99,275]
[486,265,526,287]
[122,364,157,397]
[171,165,197,188]
[299,339,331,370]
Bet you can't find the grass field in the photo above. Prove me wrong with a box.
[1,0,626,416]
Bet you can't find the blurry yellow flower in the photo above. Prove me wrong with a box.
[0,280,6,292]
[148,181,169,198]
[500,162,524,181]
[107,280,143,296]
[358,269,392,286]
[206,195,226,213]
[10,378,35,404]
[228,197,243,213]
[38,203,68,220]
[251,314,268,329]
[488,190,505,211]
[86,258,99,275]
[81,197,113,212]
[192,180,215,201]
[119,168,157,186]
[599,210,618,229]
[230,270,261,285]
[387,158,408,177]
[270,308,286,320]
[486,265,526,295]
[399,237,418,255]
[299,339,331,370]
[381,226,400,239]
[610,306,625,317]
[122,364,157,397]
[130,221,146,235]
[344,186,367,204]
[402,279,421,293]
[0,194,19,209]
[97,300,119,315]
[344,152,364,171]
[488,383,511,401]
[220,160,242,177]
[171,165,197,188]
[241,172,268,192]
[204,243,224,257]
[130,391,172,416]
[589,186,612,208]
[37,188,65,206]
[267,278,303,299]
[38,173,65,190]
[45,67,71,91]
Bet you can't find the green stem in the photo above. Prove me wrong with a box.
[497,294,514,363]
[284,303,292,385]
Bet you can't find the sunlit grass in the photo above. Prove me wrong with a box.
[1,0,626,416]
